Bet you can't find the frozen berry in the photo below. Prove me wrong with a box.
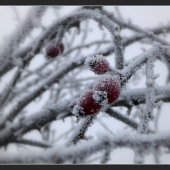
[85,55,109,75]
[92,74,120,104]
[46,41,65,58]
[77,89,102,115]
[46,44,60,58]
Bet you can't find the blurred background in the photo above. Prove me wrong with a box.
[0,6,170,164]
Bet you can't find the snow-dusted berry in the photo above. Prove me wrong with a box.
[92,74,121,104]
[74,89,102,116]
[85,55,109,75]
[46,42,65,59]
[46,44,60,58]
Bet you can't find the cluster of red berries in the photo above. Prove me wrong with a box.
[45,41,65,59]
[73,55,121,117]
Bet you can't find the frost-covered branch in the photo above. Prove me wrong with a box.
[0,100,73,147]
[66,114,97,147]
[124,24,170,49]
[1,131,170,163]
[100,143,111,164]
[0,84,169,148]
[2,20,170,80]
[0,6,170,164]
[0,8,115,78]
[134,47,157,163]
[105,108,154,133]
[18,40,111,83]
[101,8,170,46]
[3,70,52,106]
[114,86,170,107]
[0,6,48,77]
[0,58,84,129]
[120,44,167,86]
[14,138,52,148]
[0,9,120,122]
[0,65,27,109]
[113,28,124,70]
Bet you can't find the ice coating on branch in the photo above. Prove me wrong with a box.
[84,55,109,75]
[92,74,121,104]
[72,89,102,117]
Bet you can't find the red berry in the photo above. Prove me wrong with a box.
[78,89,102,115]
[59,42,64,54]
[46,44,60,58]
[92,74,121,104]
[46,41,65,59]
[85,55,109,75]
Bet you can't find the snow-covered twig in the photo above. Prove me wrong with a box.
[134,43,157,164]
[113,28,124,70]
[0,84,169,148]
[101,8,170,46]
[0,64,27,109]
[3,70,52,107]
[0,6,48,77]
[0,58,85,128]
[120,44,167,86]
[14,138,52,148]
[100,144,111,164]
[1,131,170,163]
[105,108,154,133]
[18,40,111,82]
[66,114,97,147]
